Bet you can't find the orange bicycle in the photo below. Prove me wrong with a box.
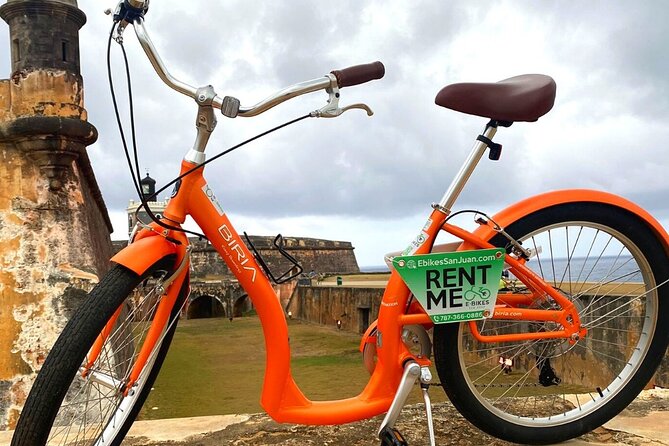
[12,2,669,445]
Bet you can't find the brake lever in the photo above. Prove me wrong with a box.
[313,103,374,118]
[107,0,149,42]
[310,84,374,118]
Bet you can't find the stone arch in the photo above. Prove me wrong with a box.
[232,294,251,317]
[187,294,225,319]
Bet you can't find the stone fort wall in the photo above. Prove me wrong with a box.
[287,285,383,335]
[287,283,669,388]
[0,0,113,428]
[113,235,360,280]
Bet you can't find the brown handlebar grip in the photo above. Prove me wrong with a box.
[331,61,385,88]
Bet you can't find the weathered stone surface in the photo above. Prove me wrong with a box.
[0,0,85,75]
[114,236,359,280]
[119,390,669,446]
[288,281,669,384]
[0,70,86,120]
[191,236,360,279]
[115,235,360,320]
[0,0,113,429]
[289,286,383,333]
[0,139,112,428]
[657,354,668,388]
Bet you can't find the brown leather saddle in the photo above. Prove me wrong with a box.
[435,74,556,122]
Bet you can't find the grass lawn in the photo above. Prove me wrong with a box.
[139,317,448,420]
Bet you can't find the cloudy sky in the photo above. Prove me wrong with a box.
[3,1,669,267]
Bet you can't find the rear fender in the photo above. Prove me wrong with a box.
[360,319,379,375]
[461,189,669,255]
[359,319,378,352]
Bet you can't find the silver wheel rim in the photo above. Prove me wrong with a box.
[457,221,658,427]
[46,272,174,445]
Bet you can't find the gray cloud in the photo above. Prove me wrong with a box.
[3,1,669,262]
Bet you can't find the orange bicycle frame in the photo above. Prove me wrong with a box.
[96,13,669,428]
[109,154,669,424]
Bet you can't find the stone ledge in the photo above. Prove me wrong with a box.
[1,390,665,445]
[125,390,669,446]
[0,116,96,145]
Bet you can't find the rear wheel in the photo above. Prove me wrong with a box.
[11,259,188,446]
[434,202,669,444]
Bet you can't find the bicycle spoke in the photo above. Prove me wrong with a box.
[576,339,633,366]
[581,280,667,330]
[548,230,557,288]
[556,225,581,294]
[446,215,662,431]
[531,237,546,280]
[574,270,641,304]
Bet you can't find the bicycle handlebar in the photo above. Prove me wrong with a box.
[134,20,198,99]
[126,8,384,118]
[236,61,386,117]
[236,76,333,117]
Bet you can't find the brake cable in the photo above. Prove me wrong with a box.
[107,21,311,241]
[150,113,311,204]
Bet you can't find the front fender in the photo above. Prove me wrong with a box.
[462,189,669,255]
[111,234,183,276]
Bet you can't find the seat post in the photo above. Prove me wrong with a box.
[436,122,498,213]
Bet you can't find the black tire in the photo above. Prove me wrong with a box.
[12,259,188,446]
[434,202,669,444]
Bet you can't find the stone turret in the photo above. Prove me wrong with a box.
[0,0,113,429]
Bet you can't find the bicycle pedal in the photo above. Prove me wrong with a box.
[379,426,408,446]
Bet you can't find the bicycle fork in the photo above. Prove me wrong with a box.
[81,246,191,396]
[378,361,436,446]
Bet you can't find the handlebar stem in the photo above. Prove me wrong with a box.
[185,85,217,164]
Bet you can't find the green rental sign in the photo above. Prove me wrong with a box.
[393,248,505,324]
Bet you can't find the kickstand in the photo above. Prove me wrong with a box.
[378,362,420,438]
[420,368,436,446]
[377,363,436,446]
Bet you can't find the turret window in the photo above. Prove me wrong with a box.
[61,40,69,62]
[12,39,20,62]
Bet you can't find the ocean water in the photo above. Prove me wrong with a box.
[523,255,641,283]
[361,255,641,283]
[360,265,391,273]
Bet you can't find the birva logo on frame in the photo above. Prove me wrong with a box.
[393,248,505,324]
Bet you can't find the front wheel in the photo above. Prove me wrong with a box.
[434,202,669,444]
[11,259,188,446]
